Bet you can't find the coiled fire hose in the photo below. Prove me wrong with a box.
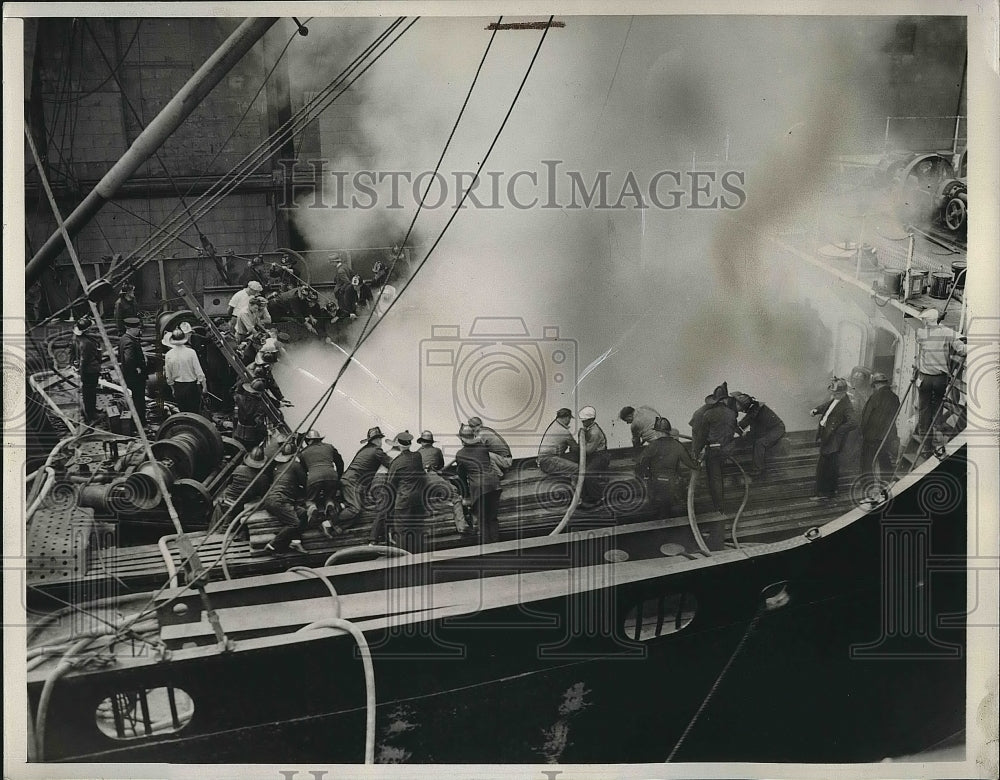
[549,429,587,536]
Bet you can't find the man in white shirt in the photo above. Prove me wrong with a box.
[234,296,272,340]
[619,405,667,449]
[914,308,966,435]
[163,328,206,412]
[228,280,264,326]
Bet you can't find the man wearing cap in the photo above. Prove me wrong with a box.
[635,417,699,516]
[328,254,352,292]
[732,392,786,479]
[264,439,308,556]
[455,424,502,543]
[73,315,103,423]
[578,406,610,507]
[690,389,738,549]
[114,283,140,334]
[163,327,206,413]
[300,430,345,527]
[537,408,579,476]
[232,379,269,449]
[688,394,717,437]
[117,317,148,424]
[417,430,471,535]
[859,373,900,481]
[809,378,855,500]
[268,285,315,327]
[619,405,667,450]
[914,307,966,436]
[327,426,393,534]
[238,254,269,289]
[250,352,291,408]
[381,431,430,552]
[228,280,264,324]
[468,417,513,478]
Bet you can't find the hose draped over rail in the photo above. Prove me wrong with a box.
[324,546,410,567]
[686,454,751,555]
[290,567,375,764]
[549,429,587,536]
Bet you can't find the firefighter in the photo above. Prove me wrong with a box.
[324,426,392,536]
[73,315,103,423]
[300,429,345,527]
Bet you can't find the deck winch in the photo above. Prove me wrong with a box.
[78,413,233,526]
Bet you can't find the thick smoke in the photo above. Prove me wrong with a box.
[277,15,915,456]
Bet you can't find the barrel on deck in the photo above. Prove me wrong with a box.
[929,272,953,299]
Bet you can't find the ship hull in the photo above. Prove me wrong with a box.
[31,445,967,764]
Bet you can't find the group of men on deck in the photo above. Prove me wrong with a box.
[249,415,512,556]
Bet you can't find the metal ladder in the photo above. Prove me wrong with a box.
[175,281,289,434]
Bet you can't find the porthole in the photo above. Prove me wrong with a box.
[623,593,697,641]
[95,686,194,740]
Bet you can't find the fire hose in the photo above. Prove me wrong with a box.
[549,429,587,536]
[686,452,751,555]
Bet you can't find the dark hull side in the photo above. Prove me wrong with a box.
[33,447,968,764]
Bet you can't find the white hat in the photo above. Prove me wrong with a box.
[179,321,194,334]
[248,280,263,293]
[578,406,597,420]
[919,308,940,322]
[162,328,189,347]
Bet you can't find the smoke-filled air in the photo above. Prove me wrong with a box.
[272,15,907,458]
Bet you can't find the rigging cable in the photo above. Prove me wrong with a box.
[356,15,503,346]
[103,15,540,626]
[83,19,205,235]
[665,604,765,762]
[118,18,413,277]
[42,20,143,104]
[34,17,410,329]
[357,16,555,347]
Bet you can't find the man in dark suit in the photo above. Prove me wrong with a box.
[383,431,430,552]
[117,317,148,424]
[810,378,855,500]
[859,372,900,482]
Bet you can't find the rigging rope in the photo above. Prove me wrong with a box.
[357,16,554,346]
[58,16,548,629]
[117,18,414,276]
[665,605,764,762]
[35,17,411,329]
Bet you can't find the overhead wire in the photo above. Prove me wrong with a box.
[117,18,415,274]
[42,20,143,104]
[358,16,555,347]
[83,19,425,628]
[357,14,503,346]
[35,17,414,329]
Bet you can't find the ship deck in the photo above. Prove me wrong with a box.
[28,429,870,604]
